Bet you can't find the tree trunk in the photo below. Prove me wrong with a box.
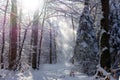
[100,0,111,71]
[37,21,44,69]
[71,14,76,44]
[53,28,57,63]
[49,24,52,64]
[20,23,31,65]
[9,0,18,70]
[17,7,22,70]
[1,0,9,69]
[31,11,39,69]
[37,2,47,68]
[85,0,89,5]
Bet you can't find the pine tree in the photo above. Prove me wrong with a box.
[109,0,120,68]
[73,0,98,75]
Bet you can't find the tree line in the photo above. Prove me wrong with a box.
[0,0,120,78]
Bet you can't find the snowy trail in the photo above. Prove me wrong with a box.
[0,63,92,80]
[32,64,91,80]
[18,63,92,80]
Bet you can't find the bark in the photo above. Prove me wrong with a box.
[9,0,18,70]
[31,11,39,69]
[37,2,47,68]
[1,0,9,69]
[17,7,22,70]
[37,16,44,69]
[71,14,76,44]
[100,0,111,71]
[20,23,31,65]
[85,0,89,5]
[53,28,57,63]
[49,24,52,64]
[38,20,44,69]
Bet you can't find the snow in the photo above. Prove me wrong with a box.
[94,66,116,80]
[0,63,92,80]
[100,29,106,36]
[102,47,108,52]
[81,42,88,48]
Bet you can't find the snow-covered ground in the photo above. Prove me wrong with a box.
[0,63,92,80]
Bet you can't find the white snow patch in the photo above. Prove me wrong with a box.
[102,47,108,52]
[81,42,88,48]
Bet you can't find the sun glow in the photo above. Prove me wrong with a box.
[22,0,44,13]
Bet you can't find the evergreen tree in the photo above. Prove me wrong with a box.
[109,0,120,68]
[73,0,98,75]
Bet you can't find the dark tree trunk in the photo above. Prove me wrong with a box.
[31,11,39,69]
[71,14,76,44]
[20,23,31,65]
[85,0,89,5]
[1,0,9,69]
[37,21,44,69]
[100,0,111,71]
[9,0,18,70]
[17,7,22,70]
[53,28,57,63]
[37,3,47,68]
[49,24,52,64]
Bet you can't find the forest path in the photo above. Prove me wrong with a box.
[18,63,92,80]
[0,63,92,80]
